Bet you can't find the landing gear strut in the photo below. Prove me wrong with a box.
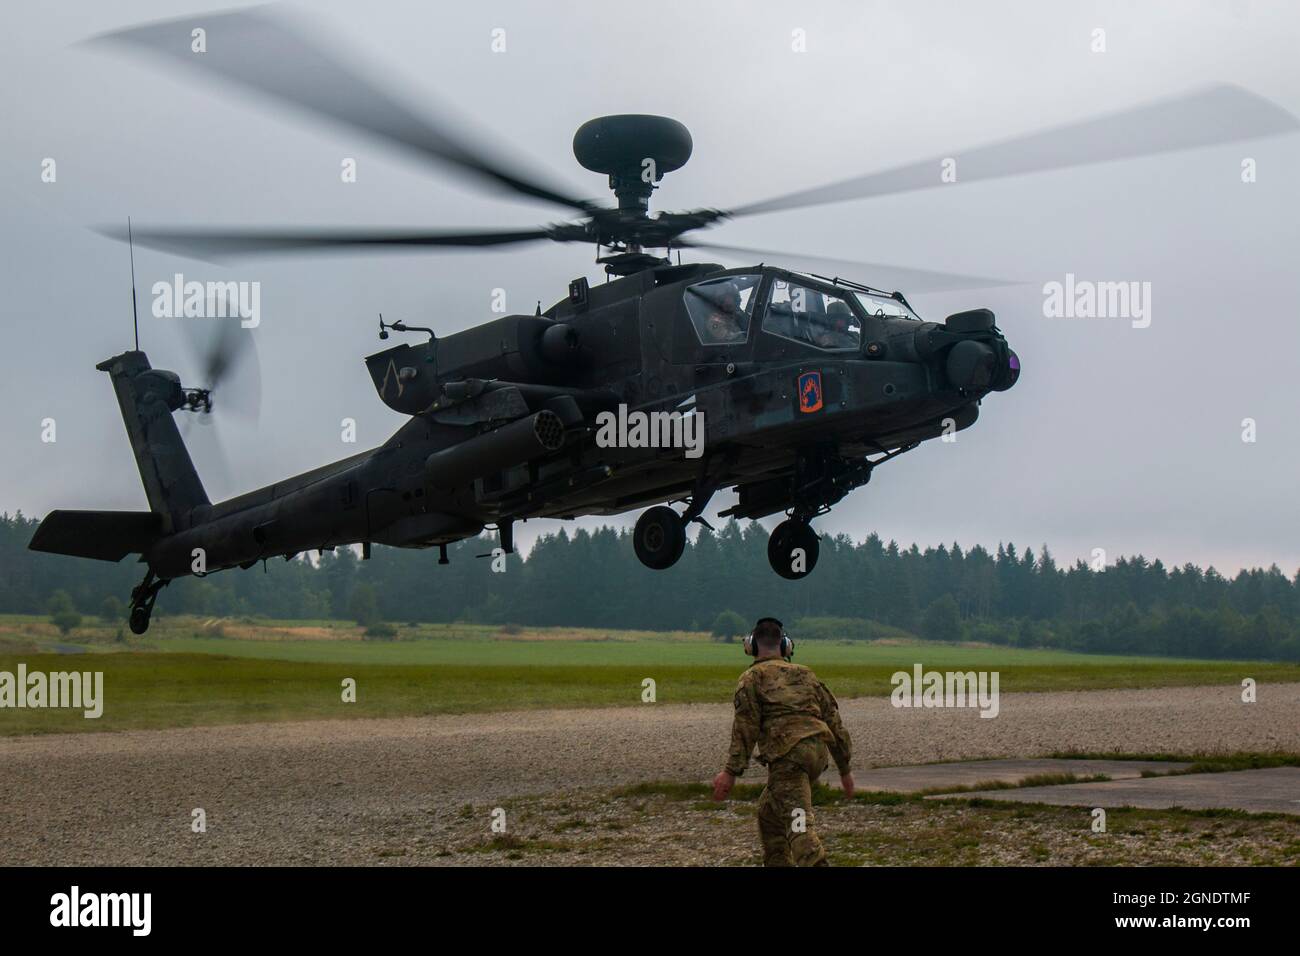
[768,515,820,580]
[128,569,166,634]
[633,506,686,570]
[632,469,719,571]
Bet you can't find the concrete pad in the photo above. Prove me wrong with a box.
[852,758,1191,793]
[930,766,1300,815]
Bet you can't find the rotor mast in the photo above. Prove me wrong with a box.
[572,115,696,273]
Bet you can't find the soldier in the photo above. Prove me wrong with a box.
[702,281,748,344]
[711,617,855,866]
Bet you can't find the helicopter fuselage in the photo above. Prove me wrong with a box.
[138,261,1018,579]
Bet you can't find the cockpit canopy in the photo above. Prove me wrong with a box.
[765,277,862,351]
[683,274,762,346]
[681,269,919,353]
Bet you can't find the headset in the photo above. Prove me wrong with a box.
[743,616,794,660]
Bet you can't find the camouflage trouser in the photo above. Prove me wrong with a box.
[756,735,829,867]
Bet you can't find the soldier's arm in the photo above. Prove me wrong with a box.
[818,681,853,775]
[724,681,761,776]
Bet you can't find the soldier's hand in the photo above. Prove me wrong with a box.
[712,770,735,802]
[840,772,856,799]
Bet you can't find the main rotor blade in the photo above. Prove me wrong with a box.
[89,8,594,214]
[728,84,1299,218]
[683,241,1019,293]
[99,224,556,261]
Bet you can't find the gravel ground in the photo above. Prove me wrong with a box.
[438,788,1300,867]
[1,682,1296,865]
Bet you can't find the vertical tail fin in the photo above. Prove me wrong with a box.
[96,350,209,532]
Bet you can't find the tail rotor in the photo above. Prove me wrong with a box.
[176,317,262,497]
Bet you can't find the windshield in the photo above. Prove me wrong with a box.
[851,290,919,320]
[764,278,862,351]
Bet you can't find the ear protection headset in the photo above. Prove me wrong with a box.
[743,617,794,660]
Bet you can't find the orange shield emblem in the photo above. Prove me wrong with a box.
[798,371,823,413]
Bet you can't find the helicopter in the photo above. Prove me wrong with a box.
[28,8,1298,634]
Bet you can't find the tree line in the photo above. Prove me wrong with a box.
[2,511,1298,660]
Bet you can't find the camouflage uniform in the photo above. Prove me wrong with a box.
[724,658,852,866]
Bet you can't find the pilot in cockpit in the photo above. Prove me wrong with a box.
[809,300,857,349]
[702,281,748,344]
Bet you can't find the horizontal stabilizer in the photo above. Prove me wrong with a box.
[29,510,163,562]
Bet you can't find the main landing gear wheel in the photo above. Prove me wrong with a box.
[633,505,687,570]
[768,519,820,580]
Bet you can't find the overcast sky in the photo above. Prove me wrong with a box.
[2,0,1297,575]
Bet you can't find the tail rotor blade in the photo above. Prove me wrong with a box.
[179,317,261,421]
[181,409,237,499]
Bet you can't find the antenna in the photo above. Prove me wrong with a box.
[127,217,140,351]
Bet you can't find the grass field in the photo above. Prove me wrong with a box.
[2,614,1298,736]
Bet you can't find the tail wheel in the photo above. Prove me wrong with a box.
[768,519,820,579]
[128,569,164,634]
[633,506,687,570]
[129,605,151,635]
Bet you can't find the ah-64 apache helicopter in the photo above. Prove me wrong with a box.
[29,9,1297,633]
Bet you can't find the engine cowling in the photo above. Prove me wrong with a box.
[365,316,582,414]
